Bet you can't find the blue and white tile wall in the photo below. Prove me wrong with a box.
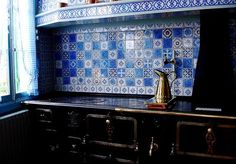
[37,0,85,14]
[37,0,236,15]
[53,17,200,96]
[36,0,236,96]
[37,0,111,14]
[37,0,58,14]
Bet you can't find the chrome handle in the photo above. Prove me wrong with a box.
[149,137,158,157]
[82,136,86,145]
[170,143,175,156]
[135,143,139,152]
[105,119,113,142]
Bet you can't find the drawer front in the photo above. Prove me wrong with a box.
[66,110,86,137]
[66,136,83,154]
[30,108,62,156]
[86,143,138,164]
[87,153,137,164]
[86,114,137,145]
[176,121,236,160]
[32,108,59,139]
[33,108,53,122]
[64,136,85,163]
[86,114,138,164]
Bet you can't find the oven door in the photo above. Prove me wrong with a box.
[85,113,138,164]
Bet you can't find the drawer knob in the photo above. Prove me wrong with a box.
[106,119,110,124]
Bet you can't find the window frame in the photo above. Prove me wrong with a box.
[0,0,37,112]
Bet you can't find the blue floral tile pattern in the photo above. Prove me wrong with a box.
[36,0,236,27]
[53,18,200,96]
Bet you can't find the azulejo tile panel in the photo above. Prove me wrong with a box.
[54,18,200,96]
[36,0,236,27]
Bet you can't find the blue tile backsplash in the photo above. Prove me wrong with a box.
[36,0,236,97]
[53,17,200,96]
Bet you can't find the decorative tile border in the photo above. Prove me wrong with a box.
[36,0,236,27]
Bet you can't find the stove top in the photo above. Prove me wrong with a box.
[45,96,148,109]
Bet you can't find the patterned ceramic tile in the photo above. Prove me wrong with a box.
[52,18,201,96]
[36,0,236,27]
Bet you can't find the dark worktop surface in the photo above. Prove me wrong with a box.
[23,92,236,119]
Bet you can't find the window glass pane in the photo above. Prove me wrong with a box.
[0,0,10,96]
[13,0,38,95]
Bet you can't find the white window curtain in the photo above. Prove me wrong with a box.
[0,0,10,96]
[13,0,38,96]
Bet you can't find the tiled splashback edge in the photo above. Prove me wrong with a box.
[53,16,200,96]
[37,29,55,94]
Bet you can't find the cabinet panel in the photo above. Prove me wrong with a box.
[86,114,137,145]
[64,110,87,162]
[86,144,138,164]
[87,154,137,164]
[27,104,236,163]
[176,121,236,160]
[33,108,53,123]
[66,110,86,137]
[85,114,138,164]
[29,107,62,161]
[65,136,86,162]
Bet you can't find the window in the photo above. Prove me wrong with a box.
[0,0,10,97]
[12,0,38,95]
[0,0,38,104]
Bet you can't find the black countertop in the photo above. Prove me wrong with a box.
[23,92,236,120]
[23,95,150,110]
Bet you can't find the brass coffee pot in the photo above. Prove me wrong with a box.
[155,70,172,103]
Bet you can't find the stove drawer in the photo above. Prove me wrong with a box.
[66,110,86,137]
[176,121,236,160]
[86,142,138,163]
[86,114,137,145]
[33,108,53,123]
[85,114,138,163]
[87,153,137,164]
